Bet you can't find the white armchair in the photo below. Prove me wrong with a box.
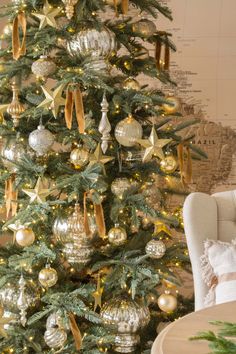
[183,190,236,311]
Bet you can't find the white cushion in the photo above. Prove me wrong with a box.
[201,239,236,307]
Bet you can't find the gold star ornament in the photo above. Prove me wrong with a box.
[138,126,171,162]
[92,275,104,311]
[22,177,51,204]
[89,143,114,167]
[37,84,65,118]
[33,0,61,30]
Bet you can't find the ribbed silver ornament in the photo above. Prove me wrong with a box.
[31,55,57,79]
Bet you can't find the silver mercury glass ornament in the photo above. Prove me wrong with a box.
[62,0,78,19]
[28,123,55,156]
[67,26,117,73]
[1,136,26,173]
[145,239,166,259]
[17,274,29,327]
[98,93,111,154]
[44,311,68,349]
[101,296,150,353]
[31,55,57,79]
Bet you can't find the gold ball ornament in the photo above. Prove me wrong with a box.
[115,114,143,147]
[38,264,58,288]
[111,177,131,198]
[162,96,181,114]
[108,224,127,246]
[145,239,166,259]
[31,55,57,79]
[157,290,177,313]
[70,146,89,169]
[132,19,156,37]
[15,227,35,247]
[160,154,178,174]
[123,77,140,91]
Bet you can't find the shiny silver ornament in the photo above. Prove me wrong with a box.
[1,137,26,173]
[53,215,70,243]
[67,27,117,72]
[44,328,67,349]
[31,55,57,79]
[17,274,29,326]
[145,239,166,259]
[111,177,131,198]
[62,0,78,19]
[115,115,143,147]
[101,296,150,353]
[62,204,94,265]
[46,311,68,330]
[132,18,156,37]
[28,124,55,156]
[99,93,111,154]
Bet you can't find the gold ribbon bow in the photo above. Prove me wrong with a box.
[69,313,82,351]
[155,32,170,71]
[5,175,18,218]
[83,191,106,238]
[65,85,85,134]
[177,143,192,185]
[12,12,27,60]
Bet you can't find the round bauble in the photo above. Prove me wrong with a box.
[145,239,166,259]
[123,77,140,91]
[115,115,143,147]
[111,177,131,198]
[162,96,181,114]
[160,154,178,174]
[31,55,57,79]
[44,328,67,349]
[46,311,69,330]
[67,26,117,72]
[157,291,177,313]
[108,225,127,246]
[15,227,35,247]
[132,19,156,37]
[101,296,150,353]
[29,124,55,156]
[1,137,26,173]
[38,265,58,288]
[70,146,89,169]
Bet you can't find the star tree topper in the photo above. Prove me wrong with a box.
[38,84,65,118]
[22,177,51,204]
[138,126,171,162]
[33,0,61,30]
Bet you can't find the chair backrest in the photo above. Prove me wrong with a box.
[183,190,236,311]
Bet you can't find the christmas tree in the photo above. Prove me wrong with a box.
[0,0,204,353]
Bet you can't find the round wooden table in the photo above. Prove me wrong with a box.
[151,301,236,354]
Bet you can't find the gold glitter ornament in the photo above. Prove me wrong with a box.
[38,264,58,288]
[115,114,143,147]
[70,146,89,169]
[15,227,35,247]
[160,154,178,174]
[108,224,127,246]
[157,290,177,313]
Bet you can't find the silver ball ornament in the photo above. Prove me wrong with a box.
[145,239,166,259]
[1,138,26,173]
[28,124,55,156]
[115,115,143,147]
[31,55,57,79]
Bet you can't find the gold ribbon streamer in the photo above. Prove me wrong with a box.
[113,0,119,16]
[155,32,170,71]
[5,175,18,218]
[177,143,192,185]
[121,0,129,14]
[69,313,82,351]
[83,191,106,238]
[12,12,27,61]
[65,85,85,134]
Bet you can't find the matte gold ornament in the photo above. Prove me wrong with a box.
[101,296,150,353]
[62,0,78,19]
[111,177,131,198]
[108,224,127,246]
[7,81,25,127]
[38,264,58,288]
[138,126,171,162]
[1,137,26,173]
[162,96,181,114]
[31,55,57,79]
[22,177,51,204]
[123,77,140,91]
[145,239,166,259]
[67,26,117,72]
[15,227,35,247]
[88,143,114,168]
[160,154,178,174]
[157,290,177,313]
[28,123,55,156]
[33,0,61,30]
[70,146,89,169]
[132,18,156,37]
[115,114,143,147]
[37,84,65,118]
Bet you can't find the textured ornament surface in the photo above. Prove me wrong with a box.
[1,138,26,173]
[115,115,143,147]
[31,55,57,78]
[53,215,70,243]
[44,327,67,349]
[29,124,54,156]
[145,239,166,259]
[160,155,178,173]
[70,147,89,168]
[108,225,127,246]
